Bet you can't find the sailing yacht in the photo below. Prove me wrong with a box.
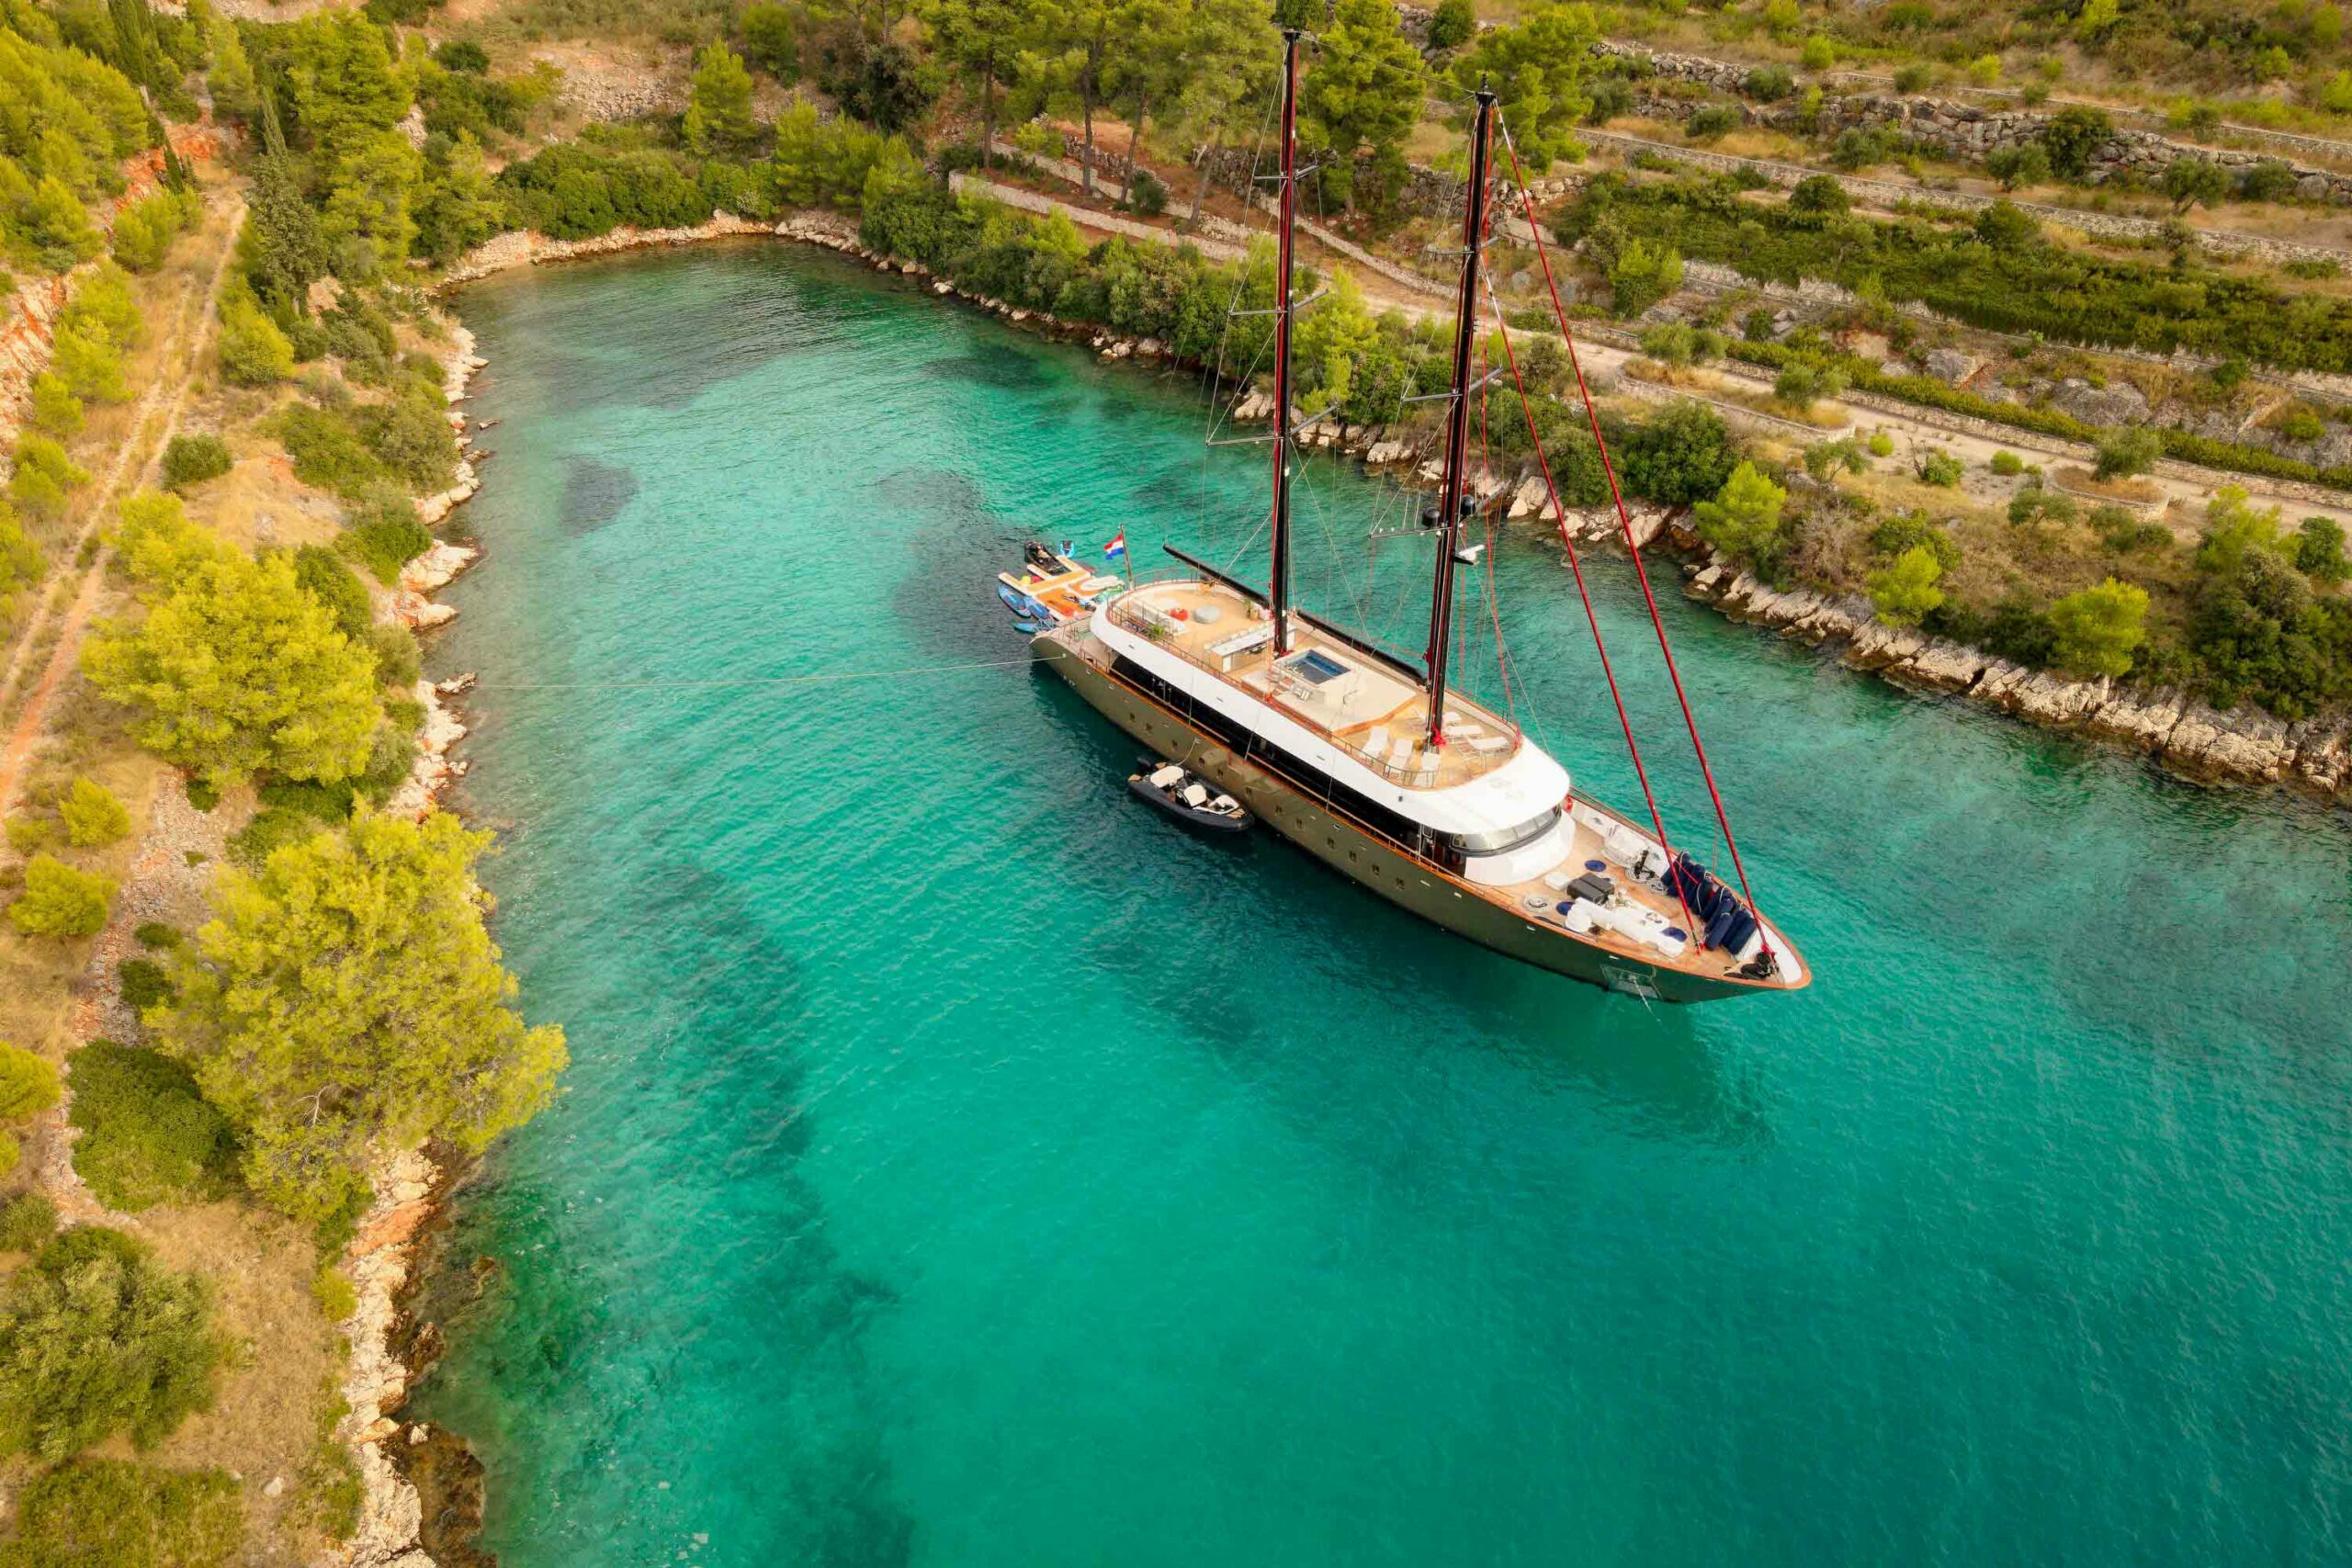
[1032,28,1808,1004]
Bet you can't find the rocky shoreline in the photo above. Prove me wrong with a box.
[1677,539,2352,802]
[323,319,501,1568]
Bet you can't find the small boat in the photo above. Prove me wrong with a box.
[996,541,1123,626]
[1127,759,1252,833]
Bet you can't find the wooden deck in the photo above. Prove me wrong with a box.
[1115,580,1522,791]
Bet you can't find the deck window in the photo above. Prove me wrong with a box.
[1445,807,1563,858]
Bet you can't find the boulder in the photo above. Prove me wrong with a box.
[1889,638,1987,692]
[2045,377,2151,428]
[1921,346,1981,386]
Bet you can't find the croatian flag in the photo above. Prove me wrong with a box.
[1104,531,1127,560]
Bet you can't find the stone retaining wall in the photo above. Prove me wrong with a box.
[1578,126,2352,267]
[1598,40,2352,207]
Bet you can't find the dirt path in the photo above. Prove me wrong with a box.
[0,194,245,815]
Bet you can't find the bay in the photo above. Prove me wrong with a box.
[414,241,2352,1567]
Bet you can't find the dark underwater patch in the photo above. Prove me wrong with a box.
[561,459,640,536]
[923,342,1051,390]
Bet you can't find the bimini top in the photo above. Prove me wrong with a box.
[1091,578,1571,840]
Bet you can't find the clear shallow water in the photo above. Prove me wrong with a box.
[415,243,2352,1567]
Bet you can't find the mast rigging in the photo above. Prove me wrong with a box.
[1423,82,1498,749]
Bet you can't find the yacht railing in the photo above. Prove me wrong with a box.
[1104,586,1519,790]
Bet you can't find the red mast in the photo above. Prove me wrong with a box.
[1424,84,1497,748]
[1268,26,1302,655]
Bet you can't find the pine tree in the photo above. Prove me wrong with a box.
[81,549,381,784]
[153,813,568,1227]
[683,42,761,156]
[1302,0,1424,209]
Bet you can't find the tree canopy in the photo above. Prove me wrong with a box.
[0,1227,220,1463]
[153,812,568,1227]
[82,550,382,785]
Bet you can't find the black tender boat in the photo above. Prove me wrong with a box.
[1126,759,1252,834]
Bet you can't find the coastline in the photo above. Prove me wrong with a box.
[431,209,2352,809]
[322,320,496,1568]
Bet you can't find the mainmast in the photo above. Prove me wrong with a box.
[1268,25,1303,655]
[1423,85,1498,749]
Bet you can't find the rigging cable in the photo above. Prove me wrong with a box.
[1496,113,1775,962]
[1470,129,1700,942]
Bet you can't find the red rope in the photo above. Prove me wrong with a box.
[1498,122,1774,961]
[1476,220,1698,942]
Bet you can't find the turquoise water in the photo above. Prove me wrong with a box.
[415,243,2352,1566]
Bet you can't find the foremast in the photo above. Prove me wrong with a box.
[1423,83,1498,750]
[1266,26,1304,656]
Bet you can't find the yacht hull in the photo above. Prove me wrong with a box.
[1036,628,1780,1005]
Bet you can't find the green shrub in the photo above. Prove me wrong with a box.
[1616,400,1737,506]
[1744,65,1795,102]
[1989,450,2024,476]
[161,434,234,492]
[2093,425,2163,480]
[1868,544,1946,627]
[270,404,384,498]
[217,288,294,387]
[293,545,375,640]
[1866,431,1895,457]
[1914,449,1964,487]
[1692,461,1789,569]
[1122,167,1168,218]
[10,435,91,520]
[2091,504,2167,553]
[28,372,83,438]
[66,1043,238,1213]
[2295,515,2349,584]
[1608,237,1683,316]
[311,1267,356,1324]
[2009,485,2078,526]
[8,857,114,940]
[118,958,175,1012]
[1683,106,1739,142]
[0,1459,242,1568]
[0,1130,15,1179]
[111,191,197,274]
[1427,0,1475,51]
[1788,174,1848,216]
[2239,160,2299,203]
[0,1042,62,1122]
[228,806,332,869]
[60,778,130,848]
[369,624,422,688]
[340,509,433,585]
[2040,106,2113,179]
[0,1192,57,1254]
[2049,578,2150,677]
[0,1226,221,1461]
[1985,141,2051,190]
[134,921,184,950]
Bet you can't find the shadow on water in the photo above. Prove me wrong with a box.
[422,845,913,1567]
[922,343,1052,391]
[1021,664,1762,1151]
[881,468,1054,662]
[559,458,640,536]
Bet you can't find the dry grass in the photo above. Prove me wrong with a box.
[0,166,366,1568]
